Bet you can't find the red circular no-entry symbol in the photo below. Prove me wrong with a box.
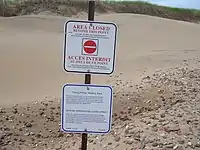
[83,40,96,54]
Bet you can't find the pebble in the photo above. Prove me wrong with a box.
[188,142,192,146]
[173,144,179,149]
[24,132,30,136]
[0,133,6,140]
[114,135,120,142]
[160,112,166,118]
[55,145,62,150]
[164,124,180,132]
[165,143,175,148]
[124,139,134,145]
[152,142,158,147]
[25,123,32,128]
[195,142,200,147]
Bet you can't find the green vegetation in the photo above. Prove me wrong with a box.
[1,0,200,23]
[103,0,200,15]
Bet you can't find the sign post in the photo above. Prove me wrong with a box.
[62,0,117,150]
[82,1,95,150]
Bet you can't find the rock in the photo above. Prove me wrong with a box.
[120,115,130,121]
[25,123,32,128]
[158,89,165,94]
[143,76,150,80]
[195,142,200,147]
[128,128,141,135]
[57,133,63,138]
[88,139,94,143]
[124,139,134,145]
[24,132,30,136]
[160,112,166,118]
[0,108,6,113]
[35,133,41,138]
[152,142,158,147]
[0,133,6,140]
[114,136,120,142]
[19,139,25,142]
[178,139,185,144]
[39,112,44,116]
[188,142,192,146]
[165,143,175,148]
[107,142,112,145]
[55,145,62,150]
[115,143,120,148]
[12,109,18,114]
[173,145,179,149]
[164,124,180,133]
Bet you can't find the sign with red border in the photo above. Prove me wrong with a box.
[63,20,117,74]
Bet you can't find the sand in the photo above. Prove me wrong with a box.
[0,13,200,107]
[0,13,200,150]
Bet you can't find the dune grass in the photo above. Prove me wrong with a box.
[1,0,200,22]
[102,0,200,15]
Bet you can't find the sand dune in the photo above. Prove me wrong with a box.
[0,13,200,106]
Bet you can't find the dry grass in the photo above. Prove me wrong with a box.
[1,0,200,23]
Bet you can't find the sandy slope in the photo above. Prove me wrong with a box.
[0,13,200,107]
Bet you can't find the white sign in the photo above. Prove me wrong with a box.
[61,84,113,134]
[63,20,117,74]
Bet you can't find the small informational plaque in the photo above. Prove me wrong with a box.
[61,84,113,134]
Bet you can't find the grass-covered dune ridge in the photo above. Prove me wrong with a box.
[1,0,200,23]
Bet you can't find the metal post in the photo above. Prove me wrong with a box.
[0,0,5,17]
[81,1,95,150]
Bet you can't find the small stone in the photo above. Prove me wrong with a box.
[12,109,18,114]
[114,136,120,142]
[152,143,158,147]
[19,139,25,142]
[35,133,41,138]
[39,112,44,116]
[88,139,94,143]
[0,133,6,139]
[108,142,112,145]
[177,114,183,117]
[165,143,174,148]
[160,112,165,118]
[178,139,185,144]
[57,133,63,137]
[188,142,192,146]
[143,76,150,80]
[195,142,200,147]
[158,89,164,94]
[152,127,158,132]
[164,124,180,133]
[25,123,32,128]
[55,145,62,150]
[173,145,179,149]
[24,132,30,136]
[120,115,130,121]
[125,139,134,145]
[115,143,120,147]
